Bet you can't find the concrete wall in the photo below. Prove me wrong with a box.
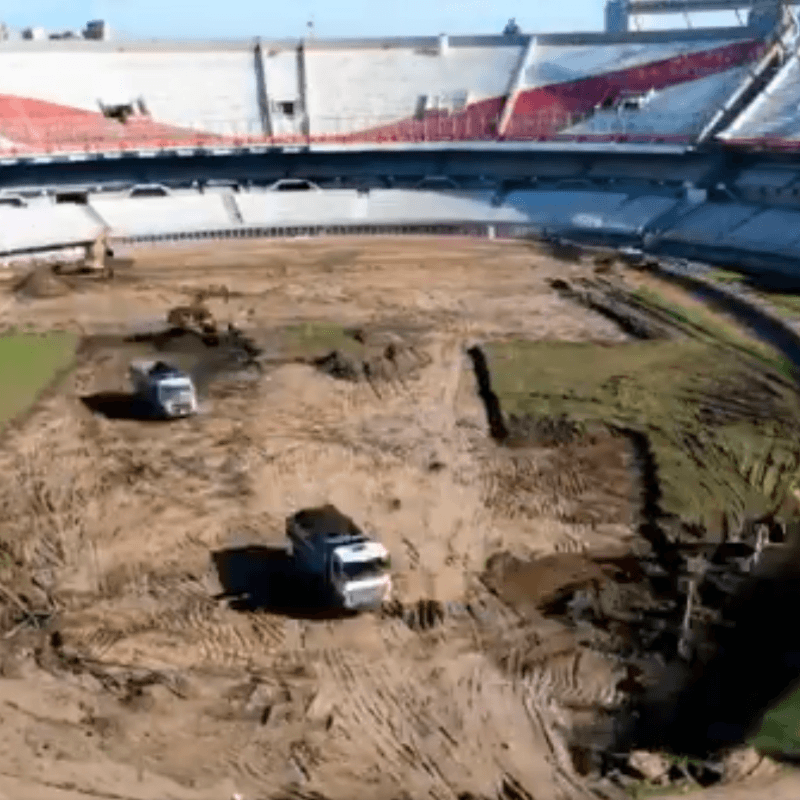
[234,189,523,226]
[526,36,747,86]
[564,66,750,137]
[0,185,685,251]
[661,202,762,245]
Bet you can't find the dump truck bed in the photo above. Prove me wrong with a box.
[287,504,366,544]
[129,359,188,380]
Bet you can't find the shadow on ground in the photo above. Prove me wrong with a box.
[80,392,167,421]
[465,345,508,441]
[211,546,357,621]
[739,271,800,294]
[604,536,800,767]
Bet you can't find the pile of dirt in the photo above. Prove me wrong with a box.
[482,552,613,613]
[12,267,71,298]
[311,327,429,386]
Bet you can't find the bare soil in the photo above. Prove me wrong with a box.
[0,237,794,800]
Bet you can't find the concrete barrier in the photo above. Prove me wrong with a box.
[657,203,760,245]
[89,194,236,237]
[0,204,102,253]
[723,208,800,253]
[503,190,631,228]
[233,189,523,227]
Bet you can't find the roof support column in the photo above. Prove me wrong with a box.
[497,35,538,138]
[254,38,272,137]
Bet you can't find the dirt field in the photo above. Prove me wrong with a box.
[0,237,797,800]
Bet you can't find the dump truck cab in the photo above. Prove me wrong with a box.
[286,505,392,610]
[129,359,198,418]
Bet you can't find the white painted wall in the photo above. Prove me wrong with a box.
[0,37,756,141]
[260,47,304,136]
[234,189,521,226]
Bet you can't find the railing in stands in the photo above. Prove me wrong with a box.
[0,108,723,157]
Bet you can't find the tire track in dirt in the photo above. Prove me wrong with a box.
[524,651,623,712]
[521,681,597,800]
[0,240,657,800]
[313,645,590,800]
[454,656,581,800]
[60,595,287,671]
[381,333,492,587]
[318,647,461,798]
[553,534,589,554]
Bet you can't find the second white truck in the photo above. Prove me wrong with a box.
[128,359,198,418]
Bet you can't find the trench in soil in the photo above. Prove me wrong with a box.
[467,309,800,791]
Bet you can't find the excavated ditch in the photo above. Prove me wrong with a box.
[477,397,800,792]
[468,274,800,795]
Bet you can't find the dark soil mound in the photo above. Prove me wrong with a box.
[482,551,612,614]
[311,327,429,385]
[13,268,71,299]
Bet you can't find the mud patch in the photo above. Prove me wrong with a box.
[80,321,265,404]
[504,413,587,447]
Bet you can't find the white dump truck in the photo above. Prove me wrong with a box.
[128,359,198,418]
[286,505,392,611]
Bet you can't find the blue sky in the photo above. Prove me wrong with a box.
[1,0,740,39]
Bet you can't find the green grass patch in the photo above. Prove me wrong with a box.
[756,291,800,320]
[706,268,743,285]
[630,285,793,377]
[626,780,702,799]
[626,780,704,799]
[275,321,386,362]
[0,331,78,429]
[278,321,357,359]
[484,337,800,533]
[749,683,800,757]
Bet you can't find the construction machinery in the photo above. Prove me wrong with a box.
[167,292,219,342]
[128,359,198,418]
[286,505,392,611]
